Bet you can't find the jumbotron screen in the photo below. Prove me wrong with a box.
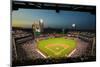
[12,1,96,66]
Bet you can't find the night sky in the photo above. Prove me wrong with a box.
[12,9,96,30]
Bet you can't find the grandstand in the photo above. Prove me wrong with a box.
[12,28,96,66]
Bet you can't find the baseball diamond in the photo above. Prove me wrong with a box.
[37,37,76,58]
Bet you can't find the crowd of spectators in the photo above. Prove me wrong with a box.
[12,30,34,63]
[12,30,33,44]
[12,30,32,38]
[78,32,96,57]
[66,31,96,57]
[12,29,45,65]
[12,30,96,66]
[78,32,95,42]
[66,31,95,42]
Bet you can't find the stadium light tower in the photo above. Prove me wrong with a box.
[40,19,43,23]
[72,24,76,28]
[72,24,76,31]
[72,24,76,37]
[39,19,44,32]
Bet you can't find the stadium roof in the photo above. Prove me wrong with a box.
[12,1,96,14]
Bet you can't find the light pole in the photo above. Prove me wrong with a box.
[39,19,44,33]
[62,28,65,35]
[72,24,76,31]
[72,24,76,37]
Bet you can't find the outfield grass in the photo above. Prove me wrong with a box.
[37,37,76,58]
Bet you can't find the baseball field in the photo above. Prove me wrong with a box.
[37,37,76,58]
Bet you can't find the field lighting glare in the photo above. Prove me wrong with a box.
[40,19,43,23]
[72,24,75,28]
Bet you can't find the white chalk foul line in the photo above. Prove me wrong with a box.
[67,49,76,57]
[36,49,47,58]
